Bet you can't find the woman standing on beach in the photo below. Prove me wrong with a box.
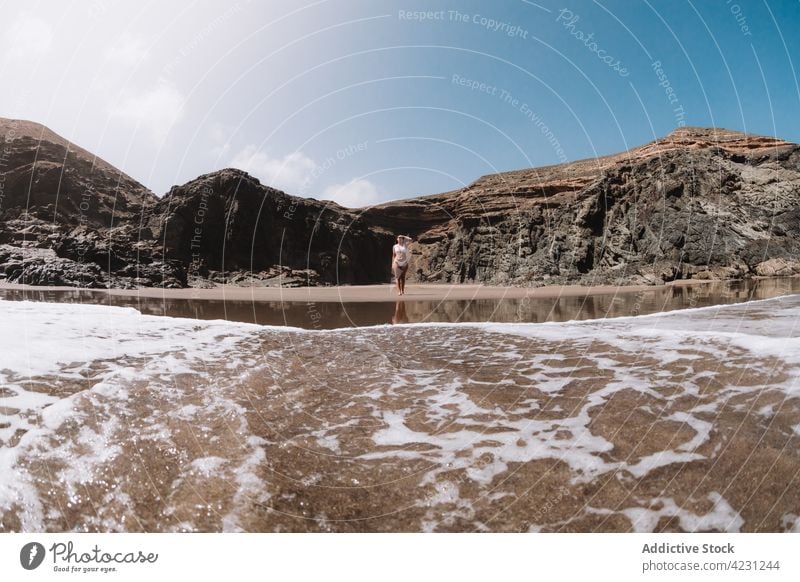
[392,235,412,296]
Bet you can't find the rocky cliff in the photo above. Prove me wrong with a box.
[372,126,800,285]
[149,169,390,286]
[1,119,798,289]
[0,118,155,227]
[0,118,170,287]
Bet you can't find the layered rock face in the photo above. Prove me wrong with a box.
[365,126,800,285]
[1,119,798,288]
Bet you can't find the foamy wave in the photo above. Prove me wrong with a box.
[0,301,268,531]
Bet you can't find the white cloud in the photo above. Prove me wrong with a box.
[105,33,149,66]
[228,146,382,205]
[210,123,230,144]
[5,12,53,60]
[229,146,316,193]
[110,81,185,143]
[209,123,234,158]
[321,179,382,208]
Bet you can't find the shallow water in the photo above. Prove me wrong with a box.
[1,290,799,532]
[0,277,799,328]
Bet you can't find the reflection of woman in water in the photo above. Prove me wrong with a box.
[391,300,409,324]
[392,235,412,296]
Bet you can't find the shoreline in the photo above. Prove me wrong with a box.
[0,277,767,304]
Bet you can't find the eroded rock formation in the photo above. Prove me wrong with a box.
[1,119,798,288]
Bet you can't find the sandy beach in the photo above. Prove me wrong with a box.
[0,280,714,303]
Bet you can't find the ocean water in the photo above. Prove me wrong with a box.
[1,276,799,328]
[0,294,799,532]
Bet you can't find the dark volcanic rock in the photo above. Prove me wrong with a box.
[149,169,392,285]
[0,244,106,287]
[0,118,156,228]
[0,119,179,288]
[1,119,799,289]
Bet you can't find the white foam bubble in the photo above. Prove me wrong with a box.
[190,456,227,476]
[592,492,744,533]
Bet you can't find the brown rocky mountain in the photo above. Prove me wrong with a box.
[0,118,155,226]
[366,126,800,285]
[1,119,798,289]
[0,118,166,287]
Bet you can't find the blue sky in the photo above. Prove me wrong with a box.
[1,0,798,205]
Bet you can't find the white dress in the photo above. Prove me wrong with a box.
[393,243,409,267]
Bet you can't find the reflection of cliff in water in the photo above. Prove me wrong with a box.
[0,277,799,329]
[396,277,800,325]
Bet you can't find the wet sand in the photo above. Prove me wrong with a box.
[2,296,799,532]
[2,278,800,532]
